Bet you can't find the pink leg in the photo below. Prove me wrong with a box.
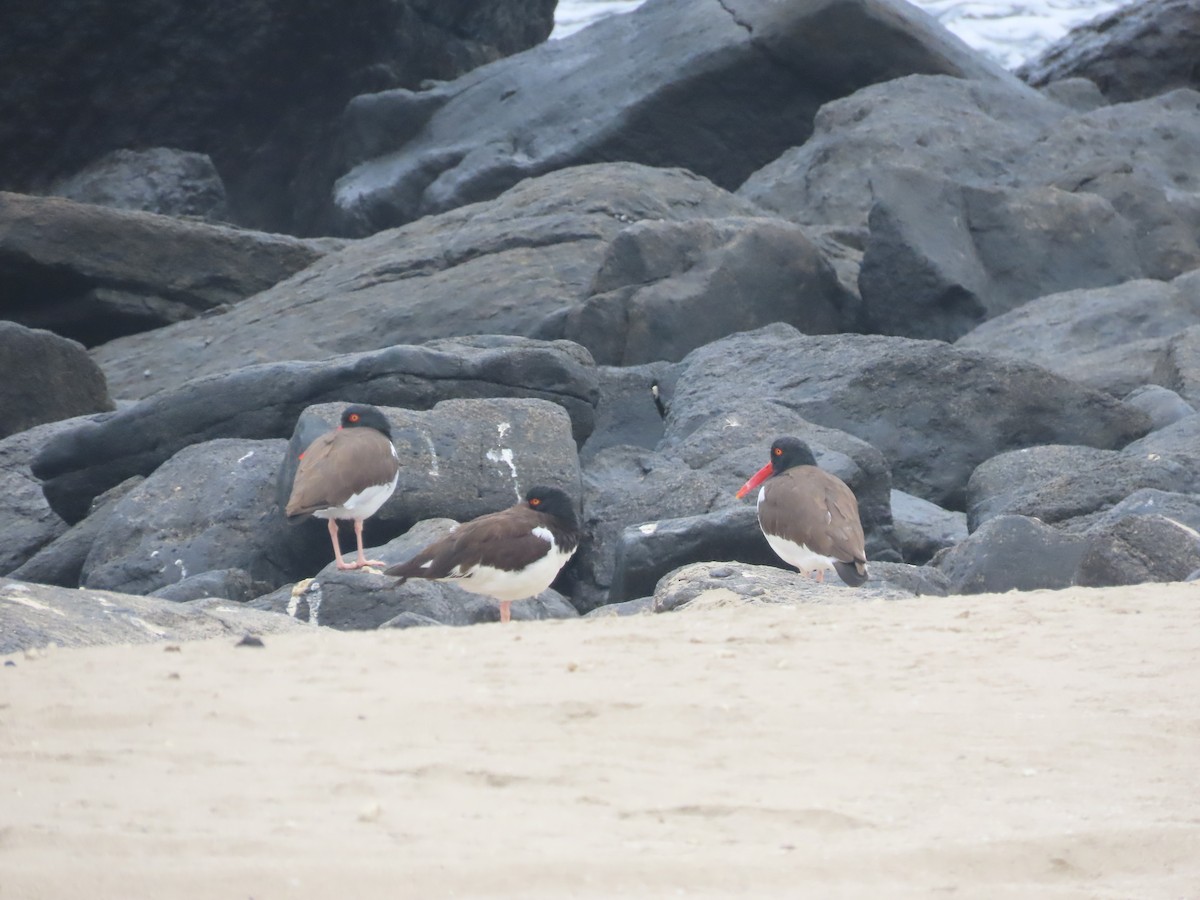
[815,568,826,584]
[351,518,386,569]
[499,600,512,624]
[329,519,354,570]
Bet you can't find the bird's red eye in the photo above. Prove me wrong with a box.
[530,497,541,506]
[349,413,359,422]
[773,447,782,456]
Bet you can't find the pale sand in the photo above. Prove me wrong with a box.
[2,583,1198,899]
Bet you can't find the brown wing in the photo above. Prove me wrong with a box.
[386,504,567,580]
[760,467,867,565]
[284,427,398,519]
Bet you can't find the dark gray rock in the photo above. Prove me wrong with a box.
[0,0,555,234]
[584,597,656,618]
[738,75,1065,228]
[1124,414,1200,460]
[251,519,579,629]
[91,164,757,400]
[652,560,911,614]
[0,322,113,437]
[932,515,1087,594]
[956,272,1200,398]
[867,561,951,597]
[1062,489,1200,535]
[33,336,598,524]
[0,192,328,347]
[966,444,1200,531]
[1123,385,1196,431]
[859,169,1143,341]
[280,398,582,546]
[1036,76,1108,112]
[890,490,968,566]
[562,216,861,364]
[0,577,306,654]
[330,0,1023,234]
[0,420,81,575]
[48,147,229,221]
[1153,325,1200,408]
[580,363,676,463]
[739,78,1200,280]
[1017,0,1200,103]
[79,439,307,595]
[667,324,1150,509]
[150,568,270,603]
[1076,514,1200,587]
[8,476,143,587]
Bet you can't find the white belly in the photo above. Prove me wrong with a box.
[763,530,837,576]
[448,544,575,602]
[313,471,398,522]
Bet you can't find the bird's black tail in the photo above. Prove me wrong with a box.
[834,560,869,587]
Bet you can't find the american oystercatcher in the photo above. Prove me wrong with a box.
[285,404,400,570]
[386,486,581,623]
[736,436,869,586]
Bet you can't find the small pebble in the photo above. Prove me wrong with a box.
[235,635,265,648]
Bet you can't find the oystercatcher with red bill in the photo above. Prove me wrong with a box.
[386,486,580,623]
[736,436,869,586]
[285,404,400,571]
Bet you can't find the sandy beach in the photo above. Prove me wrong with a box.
[3,582,1199,899]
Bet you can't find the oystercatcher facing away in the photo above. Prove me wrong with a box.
[736,436,869,586]
[386,486,580,623]
[285,404,400,570]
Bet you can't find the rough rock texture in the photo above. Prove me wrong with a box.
[330,0,1023,234]
[280,399,582,543]
[149,568,270,604]
[562,217,860,364]
[859,170,1143,341]
[956,271,1200,397]
[580,363,675,462]
[1076,515,1200,587]
[0,0,556,234]
[90,164,760,399]
[1124,414,1200,459]
[79,439,307,596]
[33,337,598,524]
[1123,386,1196,431]
[0,323,113,437]
[890,490,968,566]
[1062,488,1200,535]
[0,577,305,654]
[666,325,1150,509]
[932,515,1087,594]
[0,421,78,574]
[739,78,1200,281]
[0,193,328,347]
[651,560,914,614]
[1017,0,1200,102]
[1152,326,1200,408]
[966,444,1200,531]
[48,148,229,222]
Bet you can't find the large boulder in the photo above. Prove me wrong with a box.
[33,336,599,524]
[0,322,113,438]
[329,0,1023,234]
[1017,0,1200,103]
[858,169,1144,341]
[79,439,308,595]
[965,444,1200,531]
[932,515,1087,594]
[48,147,229,221]
[0,0,556,234]
[0,193,328,347]
[1153,325,1200,408]
[955,272,1200,398]
[0,420,77,575]
[1075,515,1200,587]
[738,78,1200,280]
[0,577,305,654]
[890,490,968,566]
[665,324,1151,509]
[562,216,860,364]
[90,164,758,400]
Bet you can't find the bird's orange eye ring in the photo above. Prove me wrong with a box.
[773,447,782,456]
[530,497,541,506]
[349,413,360,422]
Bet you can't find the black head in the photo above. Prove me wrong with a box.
[340,404,392,439]
[525,486,578,528]
[769,436,818,474]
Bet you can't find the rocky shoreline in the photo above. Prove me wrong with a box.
[2,0,1199,650]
